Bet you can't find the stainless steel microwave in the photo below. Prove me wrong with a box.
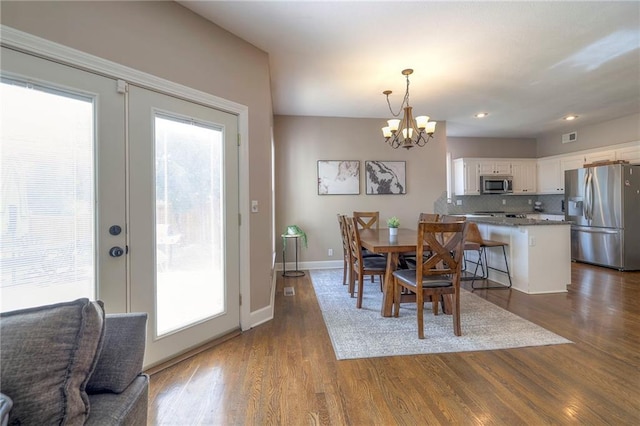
[480,175,513,194]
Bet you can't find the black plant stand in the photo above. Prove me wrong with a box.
[282,234,305,277]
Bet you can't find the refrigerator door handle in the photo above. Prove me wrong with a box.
[572,226,620,234]
[583,172,589,220]
[584,171,593,221]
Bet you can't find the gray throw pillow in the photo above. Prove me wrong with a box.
[86,313,147,394]
[0,298,105,425]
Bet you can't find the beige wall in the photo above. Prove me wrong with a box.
[537,113,640,157]
[274,116,447,263]
[1,1,275,312]
[449,113,640,160]
[448,137,537,159]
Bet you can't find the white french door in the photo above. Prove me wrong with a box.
[0,47,127,313]
[128,85,240,366]
[1,47,241,367]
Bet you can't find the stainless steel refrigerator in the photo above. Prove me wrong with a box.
[565,164,640,271]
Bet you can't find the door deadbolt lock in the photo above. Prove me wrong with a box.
[109,225,122,236]
[109,246,125,257]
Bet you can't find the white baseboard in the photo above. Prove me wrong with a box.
[246,261,340,331]
[247,304,273,329]
[276,260,343,271]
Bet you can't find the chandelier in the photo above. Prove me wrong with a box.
[381,69,436,149]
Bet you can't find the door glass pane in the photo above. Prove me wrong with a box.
[155,115,224,336]
[0,80,95,312]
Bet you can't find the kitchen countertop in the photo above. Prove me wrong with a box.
[468,216,571,227]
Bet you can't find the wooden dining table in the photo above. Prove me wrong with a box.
[358,228,423,317]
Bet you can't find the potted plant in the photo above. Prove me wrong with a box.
[283,224,308,248]
[387,216,400,236]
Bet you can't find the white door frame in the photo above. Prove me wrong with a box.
[0,25,252,331]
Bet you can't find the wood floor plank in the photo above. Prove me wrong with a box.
[148,262,640,425]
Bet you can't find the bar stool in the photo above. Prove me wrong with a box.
[464,222,512,290]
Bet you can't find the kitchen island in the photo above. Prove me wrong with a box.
[466,216,571,294]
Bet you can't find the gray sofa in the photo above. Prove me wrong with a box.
[0,299,149,425]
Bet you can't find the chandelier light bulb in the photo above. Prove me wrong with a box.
[425,121,436,134]
[415,116,429,129]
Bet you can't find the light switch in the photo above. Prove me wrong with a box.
[251,200,259,213]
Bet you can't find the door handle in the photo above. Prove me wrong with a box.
[584,172,593,221]
[109,246,125,257]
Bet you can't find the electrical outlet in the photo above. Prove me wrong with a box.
[502,199,506,205]
[328,248,333,256]
[528,199,532,205]
[456,200,462,206]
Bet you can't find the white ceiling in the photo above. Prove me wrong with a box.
[179,1,640,138]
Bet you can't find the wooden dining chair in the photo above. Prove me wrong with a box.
[345,216,387,309]
[353,210,385,277]
[439,215,466,223]
[336,214,352,287]
[392,221,468,338]
[353,211,380,231]
[399,213,441,269]
[419,213,440,222]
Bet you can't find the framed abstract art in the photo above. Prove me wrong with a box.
[365,161,406,195]
[317,160,360,195]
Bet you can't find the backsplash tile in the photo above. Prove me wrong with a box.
[436,193,565,215]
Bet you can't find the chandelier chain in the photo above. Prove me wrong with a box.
[385,74,411,117]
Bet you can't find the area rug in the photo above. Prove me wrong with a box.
[310,269,572,360]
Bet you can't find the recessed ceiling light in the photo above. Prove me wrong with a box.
[564,115,578,121]
[475,112,488,118]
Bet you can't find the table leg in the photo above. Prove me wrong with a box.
[381,252,399,317]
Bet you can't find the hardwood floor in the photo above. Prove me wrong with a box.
[148,263,640,425]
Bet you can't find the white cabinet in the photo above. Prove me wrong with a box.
[453,158,481,195]
[456,157,537,195]
[584,150,615,165]
[478,160,511,175]
[473,221,571,294]
[537,155,584,194]
[536,158,563,194]
[511,160,537,194]
[560,155,585,173]
[615,144,640,164]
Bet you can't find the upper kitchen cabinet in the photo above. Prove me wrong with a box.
[478,160,511,175]
[537,158,563,194]
[583,150,616,165]
[511,160,537,194]
[453,158,481,195]
[614,144,640,164]
[537,155,584,194]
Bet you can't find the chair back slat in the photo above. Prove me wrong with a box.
[353,211,380,231]
[416,222,468,287]
[337,214,350,254]
[439,215,466,223]
[419,213,440,222]
[345,216,363,265]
